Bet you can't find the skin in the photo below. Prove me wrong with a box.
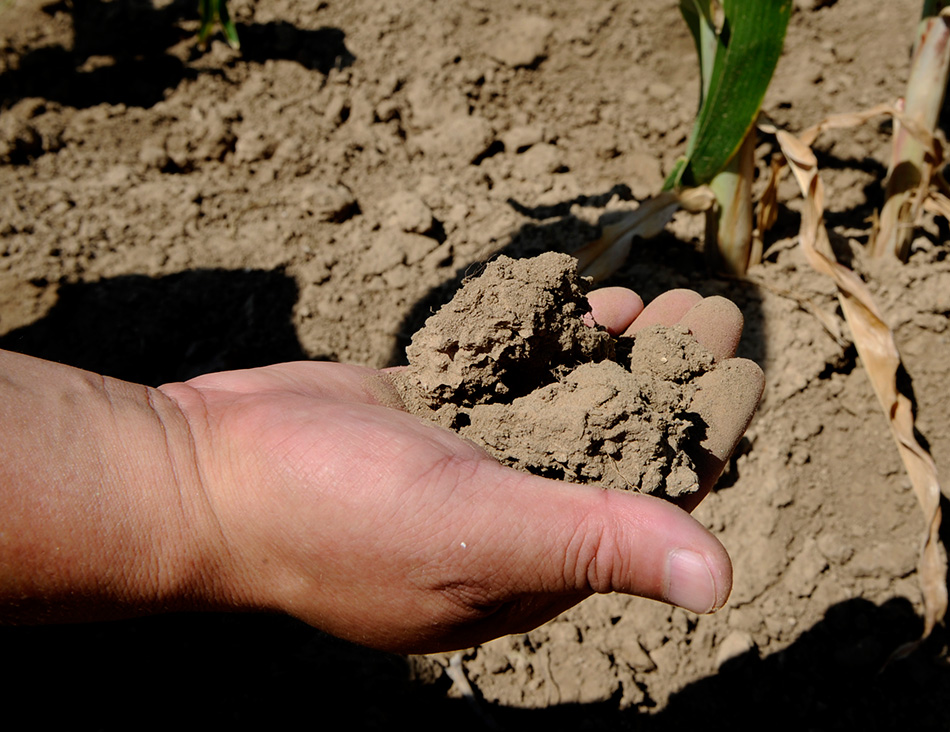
[0,287,763,654]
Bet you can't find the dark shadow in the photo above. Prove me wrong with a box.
[3,595,945,729]
[752,133,891,267]
[1,0,196,110]
[474,597,950,730]
[642,597,949,731]
[443,596,948,730]
[813,149,889,268]
[0,0,353,113]
[237,22,355,74]
[0,613,464,730]
[0,268,314,385]
[506,183,635,220]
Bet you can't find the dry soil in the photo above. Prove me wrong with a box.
[2,0,949,729]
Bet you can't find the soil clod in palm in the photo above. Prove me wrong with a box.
[393,252,718,500]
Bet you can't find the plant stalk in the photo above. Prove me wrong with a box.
[706,129,756,275]
[199,0,240,50]
[874,10,950,259]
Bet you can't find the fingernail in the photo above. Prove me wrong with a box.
[667,549,718,614]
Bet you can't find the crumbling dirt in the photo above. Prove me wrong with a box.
[394,252,714,499]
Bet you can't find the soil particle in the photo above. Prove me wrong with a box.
[483,15,555,68]
[393,252,718,499]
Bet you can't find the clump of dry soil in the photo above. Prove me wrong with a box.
[394,252,716,499]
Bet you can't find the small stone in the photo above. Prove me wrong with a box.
[378,190,433,234]
[484,15,554,68]
[783,538,829,597]
[296,182,358,223]
[517,143,564,177]
[647,81,676,102]
[715,630,757,669]
[411,114,495,163]
[138,138,169,169]
[816,531,854,564]
[501,124,546,152]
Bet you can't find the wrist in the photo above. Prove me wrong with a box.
[133,380,246,616]
[0,351,230,622]
[149,380,256,616]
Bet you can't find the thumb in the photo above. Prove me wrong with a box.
[460,465,732,615]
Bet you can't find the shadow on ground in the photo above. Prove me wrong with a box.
[0,0,353,111]
[0,268,315,384]
[2,597,945,730]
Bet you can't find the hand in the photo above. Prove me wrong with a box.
[586,287,763,511]
[158,288,762,653]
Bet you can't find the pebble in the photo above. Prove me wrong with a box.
[296,182,358,223]
[484,15,554,68]
[379,190,433,234]
[715,630,757,669]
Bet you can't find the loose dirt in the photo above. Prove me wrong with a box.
[2,0,949,728]
[395,252,715,499]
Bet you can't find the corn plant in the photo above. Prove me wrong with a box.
[574,0,791,279]
[768,122,948,658]
[198,0,240,50]
[873,1,950,260]
[668,0,791,274]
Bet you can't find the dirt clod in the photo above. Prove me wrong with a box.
[394,252,717,499]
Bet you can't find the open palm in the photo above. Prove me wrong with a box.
[158,288,762,652]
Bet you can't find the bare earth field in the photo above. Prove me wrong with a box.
[2,0,950,728]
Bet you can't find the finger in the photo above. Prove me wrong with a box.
[680,357,765,512]
[585,287,645,335]
[678,296,745,361]
[623,289,703,335]
[453,465,733,617]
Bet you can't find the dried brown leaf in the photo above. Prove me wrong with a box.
[797,103,903,148]
[922,188,950,220]
[756,154,786,238]
[572,190,714,282]
[769,126,948,654]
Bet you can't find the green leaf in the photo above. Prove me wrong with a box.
[679,0,719,106]
[217,0,241,50]
[666,0,791,189]
[198,0,241,50]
